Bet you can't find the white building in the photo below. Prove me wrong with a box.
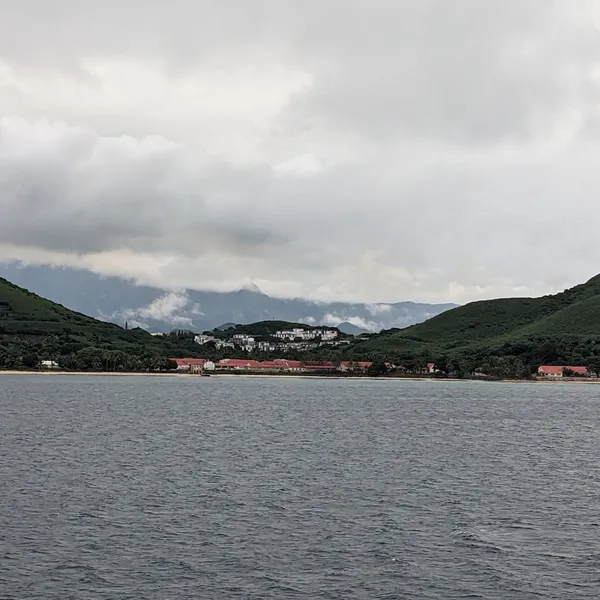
[232,334,255,343]
[194,334,216,345]
[320,330,338,341]
[231,334,256,352]
[274,328,319,341]
[41,360,59,370]
[258,341,276,352]
[215,340,235,349]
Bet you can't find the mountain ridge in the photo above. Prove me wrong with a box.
[0,263,457,333]
[351,273,600,369]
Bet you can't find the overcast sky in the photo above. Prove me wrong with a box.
[1,1,600,303]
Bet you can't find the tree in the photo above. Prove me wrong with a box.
[368,361,388,376]
[164,358,178,371]
[589,360,600,378]
[21,353,39,369]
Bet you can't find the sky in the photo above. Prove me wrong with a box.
[1,0,600,304]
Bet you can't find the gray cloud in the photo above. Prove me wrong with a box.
[1,2,600,303]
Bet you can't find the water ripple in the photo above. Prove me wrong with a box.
[2,375,600,598]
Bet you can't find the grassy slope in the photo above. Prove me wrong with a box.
[0,277,159,350]
[353,274,600,358]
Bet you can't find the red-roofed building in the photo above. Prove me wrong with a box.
[302,361,338,372]
[538,365,589,378]
[170,358,214,373]
[253,361,285,372]
[339,361,373,372]
[273,359,305,372]
[216,359,261,370]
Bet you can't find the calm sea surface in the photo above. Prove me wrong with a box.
[2,375,600,599]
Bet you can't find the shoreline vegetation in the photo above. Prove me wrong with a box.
[5,275,600,381]
[1,368,599,384]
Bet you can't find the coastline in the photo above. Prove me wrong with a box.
[1,369,600,383]
[0,370,401,381]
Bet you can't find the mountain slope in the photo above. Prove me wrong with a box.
[0,278,204,369]
[0,263,457,332]
[337,322,369,335]
[352,274,600,364]
[0,277,130,338]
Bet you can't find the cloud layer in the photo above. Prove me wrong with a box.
[2,1,600,303]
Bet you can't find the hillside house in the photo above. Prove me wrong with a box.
[320,330,339,341]
[274,328,315,341]
[258,341,276,352]
[232,334,256,351]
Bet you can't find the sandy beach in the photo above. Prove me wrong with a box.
[1,369,600,384]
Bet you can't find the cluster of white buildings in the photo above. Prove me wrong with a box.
[193,334,235,349]
[273,328,338,342]
[193,326,341,353]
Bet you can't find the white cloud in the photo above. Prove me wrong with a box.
[137,293,198,326]
[273,154,323,177]
[298,316,317,325]
[101,292,201,330]
[365,303,392,316]
[2,1,600,304]
[321,313,379,332]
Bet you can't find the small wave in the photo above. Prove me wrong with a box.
[451,528,510,554]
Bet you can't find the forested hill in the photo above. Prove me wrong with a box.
[0,277,202,370]
[208,320,344,338]
[350,274,600,370]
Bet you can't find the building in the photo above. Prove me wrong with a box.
[320,330,339,341]
[273,359,305,372]
[171,358,214,373]
[274,328,318,341]
[301,361,338,372]
[232,334,255,343]
[215,340,235,350]
[216,359,261,371]
[339,361,373,373]
[41,360,59,370]
[194,334,216,345]
[258,341,276,352]
[538,365,589,378]
[231,334,256,352]
[251,361,286,372]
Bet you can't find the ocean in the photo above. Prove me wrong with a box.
[2,374,600,599]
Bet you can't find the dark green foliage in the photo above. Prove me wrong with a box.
[21,353,39,369]
[344,274,600,375]
[0,278,207,371]
[367,361,388,376]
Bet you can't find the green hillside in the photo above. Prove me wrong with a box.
[348,274,600,374]
[0,277,203,370]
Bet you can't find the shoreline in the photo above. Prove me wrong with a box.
[1,369,599,384]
